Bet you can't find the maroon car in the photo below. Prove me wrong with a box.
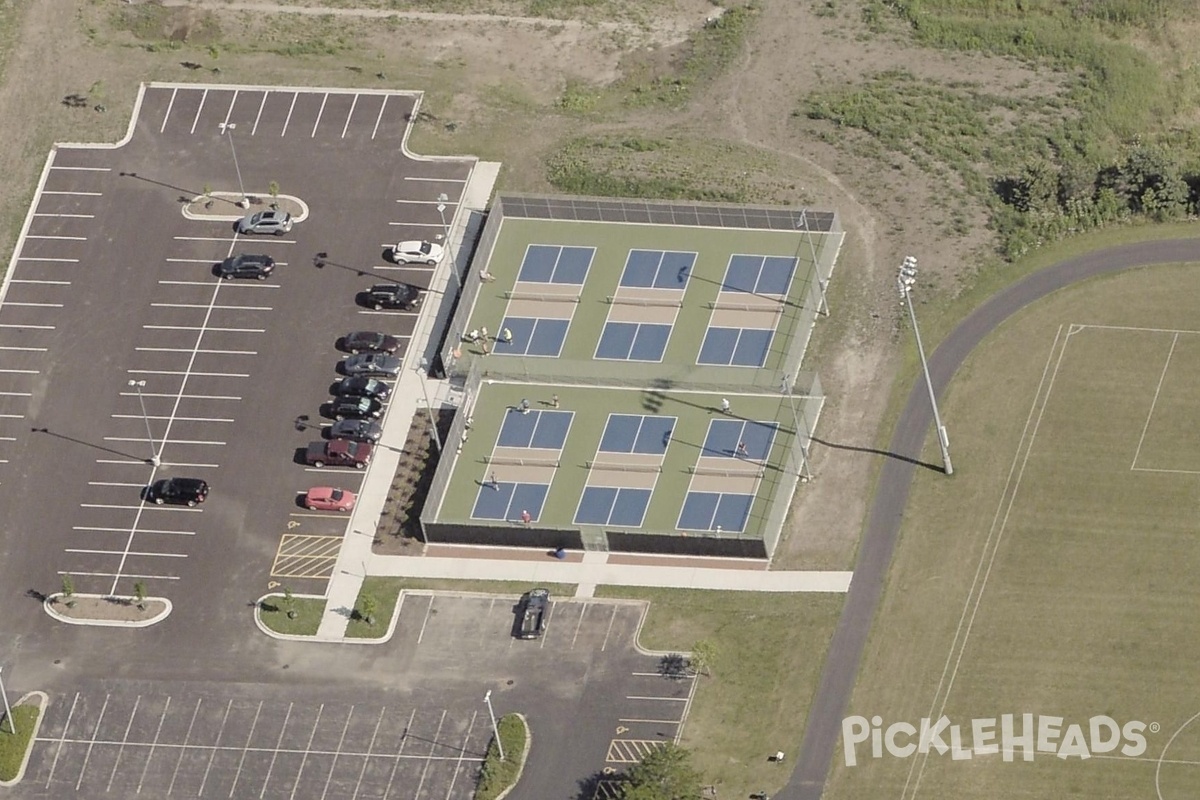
[304,440,372,469]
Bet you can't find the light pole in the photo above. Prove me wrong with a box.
[484,689,504,761]
[897,256,952,475]
[435,193,460,290]
[416,358,443,454]
[128,379,160,467]
[217,121,248,208]
[0,666,14,735]
[797,210,830,316]
[781,375,813,481]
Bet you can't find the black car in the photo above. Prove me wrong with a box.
[328,395,383,421]
[334,376,391,400]
[341,331,401,355]
[517,588,550,639]
[216,254,275,280]
[361,283,422,311]
[149,477,209,507]
[328,419,383,444]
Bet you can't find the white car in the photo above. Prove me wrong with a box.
[392,240,444,265]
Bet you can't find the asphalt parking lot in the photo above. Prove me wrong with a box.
[0,84,474,627]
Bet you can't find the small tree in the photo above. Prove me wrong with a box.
[617,742,703,800]
[61,574,76,608]
[358,593,378,626]
[282,586,297,619]
[133,581,148,610]
[268,180,280,209]
[689,640,717,678]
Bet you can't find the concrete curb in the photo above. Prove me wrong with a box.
[0,691,49,787]
[43,593,172,628]
[492,713,531,800]
[253,592,329,642]
[181,192,310,222]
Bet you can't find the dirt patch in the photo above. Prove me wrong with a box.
[371,408,454,555]
[50,596,168,622]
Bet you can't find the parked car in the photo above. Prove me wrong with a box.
[391,240,444,265]
[303,487,357,512]
[236,209,292,235]
[216,253,275,280]
[343,352,402,377]
[361,283,423,312]
[517,588,550,639]
[304,440,373,469]
[334,376,391,401]
[328,419,383,444]
[340,331,401,355]
[149,477,209,507]
[328,395,383,421]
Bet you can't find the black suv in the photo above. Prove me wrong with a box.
[328,395,383,421]
[516,588,550,639]
[361,283,422,311]
[216,254,275,280]
[149,477,209,506]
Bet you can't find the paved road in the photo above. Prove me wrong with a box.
[784,236,1200,799]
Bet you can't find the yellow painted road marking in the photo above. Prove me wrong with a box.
[593,777,621,798]
[605,739,664,763]
[271,534,342,579]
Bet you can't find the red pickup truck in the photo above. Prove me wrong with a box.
[305,440,372,469]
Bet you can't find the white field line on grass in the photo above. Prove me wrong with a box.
[1130,332,1179,471]
[903,324,1072,800]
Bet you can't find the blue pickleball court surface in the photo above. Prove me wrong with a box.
[618,250,697,289]
[574,486,653,527]
[677,491,755,532]
[497,409,574,449]
[494,316,570,357]
[472,481,551,522]
[696,327,774,367]
[596,322,673,361]
[722,254,797,296]
[700,419,777,459]
[597,414,677,455]
[517,244,595,284]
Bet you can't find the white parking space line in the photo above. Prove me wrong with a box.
[136,347,258,356]
[26,235,87,241]
[222,88,239,128]
[357,310,418,318]
[444,712,478,800]
[318,707,354,800]
[228,701,264,799]
[166,258,219,264]
[173,237,239,243]
[96,458,219,468]
[3,302,63,307]
[0,390,32,395]
[74,694,111,791]
[151,301,274,310]
[0,323,54,330]
[394,199,455,206]
[416,598,435,644]
[350,708,387,800]
[381,709,417,797]
[160,87,178,133]
[136,697,170,794]
[312,93,329,138]
[0,413,25,419]
[127,370,251,378]
[302,467,368,474]
[11,279,70,285]
[287,705,325,800]
[81,503,201,512]
[253,91,268,135]
[411,711,446,800]
[159,280,280,289]
[50,165,110,172]
[144,325,265,334]
[601,606,618,651]
[618,717,682,724]
[120,391,243,401]
[65,549,187,558]
[167,699,204,796]
[259,702,295,799]
[104,437,226,446]
[41,190,102,196]
[281,92,298,136]
[387,222,444,228]
[58,569,179,580]
[34,213,95,218]
[0,347,45,352]
[197,699,235,797]
[74,526,195,536]
[625,696,689,702]
[45,692,80,787]
[288,511,351,519]
[404,176,468,183]
[87,481,146,488]
[341,95,358,138]
[190,87,208,134]
[371,96,387,140]
[0,368,38,373]
[112,413,236,423]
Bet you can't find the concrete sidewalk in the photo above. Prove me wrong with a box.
[315,161,500,641]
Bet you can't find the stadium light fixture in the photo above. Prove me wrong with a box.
[897,257,952,475]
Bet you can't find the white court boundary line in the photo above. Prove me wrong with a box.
[1130,332,1179,470]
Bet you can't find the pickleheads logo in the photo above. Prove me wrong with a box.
[842,714,1152,767]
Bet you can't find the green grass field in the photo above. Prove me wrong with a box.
[828,262,1200,799]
